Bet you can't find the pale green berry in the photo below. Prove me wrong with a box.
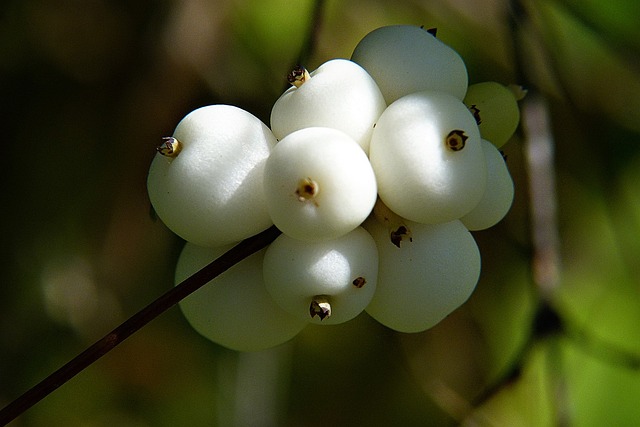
[463,82,522,148]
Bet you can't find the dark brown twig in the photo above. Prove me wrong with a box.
[0,225,282,426]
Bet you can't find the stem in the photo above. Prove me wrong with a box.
[0,225,282,426]
[0,1,325,423]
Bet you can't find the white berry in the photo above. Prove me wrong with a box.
[175,242,308,351]
[369,90,487,224]
[461,139,515,230]
[364,218,481,333]
[271,59,387,153]
[147,105,276,246]
[263,127,377,241]
[263,227,378,325]
[351,25,468,103]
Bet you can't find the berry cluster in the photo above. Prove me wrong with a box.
[147,25,522,351]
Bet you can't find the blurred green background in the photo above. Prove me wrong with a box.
[1,0,640,425]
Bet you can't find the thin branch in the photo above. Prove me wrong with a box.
[467,0,562,415]
[0,1,326,423]
[0,225,282,426]
[521,92,561,298]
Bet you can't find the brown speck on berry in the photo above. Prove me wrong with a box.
[352,277,366,288]
[445,130,468,151]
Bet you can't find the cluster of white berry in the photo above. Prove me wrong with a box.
[147,25,522,351]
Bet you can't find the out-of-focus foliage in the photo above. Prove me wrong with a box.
[1,0,639,426]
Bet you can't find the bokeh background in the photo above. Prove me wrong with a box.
[2,0,640,425]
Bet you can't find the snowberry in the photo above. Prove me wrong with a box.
[263,227,378,325]
[369,90,486,224]
[147,105,276,247]
[364,218,481,333]
[263,127,377,241]
[351,25,468,104]
[463,82,522,148]
[145,23,523,350]
[461,139,515,230]
[271,59,387,153]
[175,242,307,351]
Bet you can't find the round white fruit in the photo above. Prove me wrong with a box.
[461,139,514,230]
[351,25,468,104]
[271,59,387,154]
[263,227,378,325]
[369,90,487,224]
[175,242,308,352]
[147,105,276,247]
[463,81,521,148]
[364,218,481,333]
[263,127,377,241]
